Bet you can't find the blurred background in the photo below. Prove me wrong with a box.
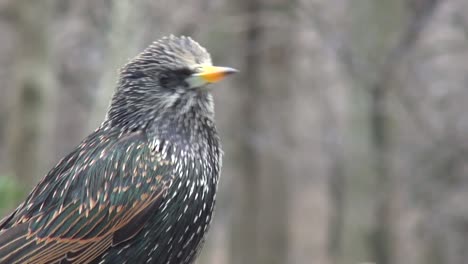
[0,0,468,264]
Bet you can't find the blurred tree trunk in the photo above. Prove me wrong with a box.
[343,1,441,264]
[255,0,291,262]
[8,0,55,187]
[229,0,261,262]
[48,0,111,162]
[230,0,291,263]
[342,1,407,263]
[0,7,17,174]
[368,1,440,264]
[321,85,346,264]
[90,0,142,128]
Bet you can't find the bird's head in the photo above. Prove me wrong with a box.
[107,35,237,131]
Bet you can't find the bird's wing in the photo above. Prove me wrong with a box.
[0,130,174,264]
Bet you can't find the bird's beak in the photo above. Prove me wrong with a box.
[186,65,238,88]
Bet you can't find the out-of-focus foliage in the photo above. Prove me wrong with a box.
[0,176,26,213]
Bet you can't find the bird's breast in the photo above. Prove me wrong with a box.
[117,144,220,263]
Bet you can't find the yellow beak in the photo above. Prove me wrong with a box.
[186,65,238,88]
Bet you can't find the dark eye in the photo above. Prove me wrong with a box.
[159,68,193,88]
[159,74,172,88]
[174,68,193,77]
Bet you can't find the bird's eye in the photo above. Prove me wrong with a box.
[159,75,171,88]
[174,68,193,77]
[159,68,193,89]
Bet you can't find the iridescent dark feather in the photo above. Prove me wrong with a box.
[0,130,172,263]
[0,36,229,264]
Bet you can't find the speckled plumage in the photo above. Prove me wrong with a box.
[0,36,229,264]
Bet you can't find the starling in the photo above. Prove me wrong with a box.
[0,35,236,263]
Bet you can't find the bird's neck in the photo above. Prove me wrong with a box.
[105,90,217,145]
[146,99,218,148]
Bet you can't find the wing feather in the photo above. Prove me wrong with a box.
[0,130,173,263]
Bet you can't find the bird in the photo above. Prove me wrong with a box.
[0,35,237,264]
